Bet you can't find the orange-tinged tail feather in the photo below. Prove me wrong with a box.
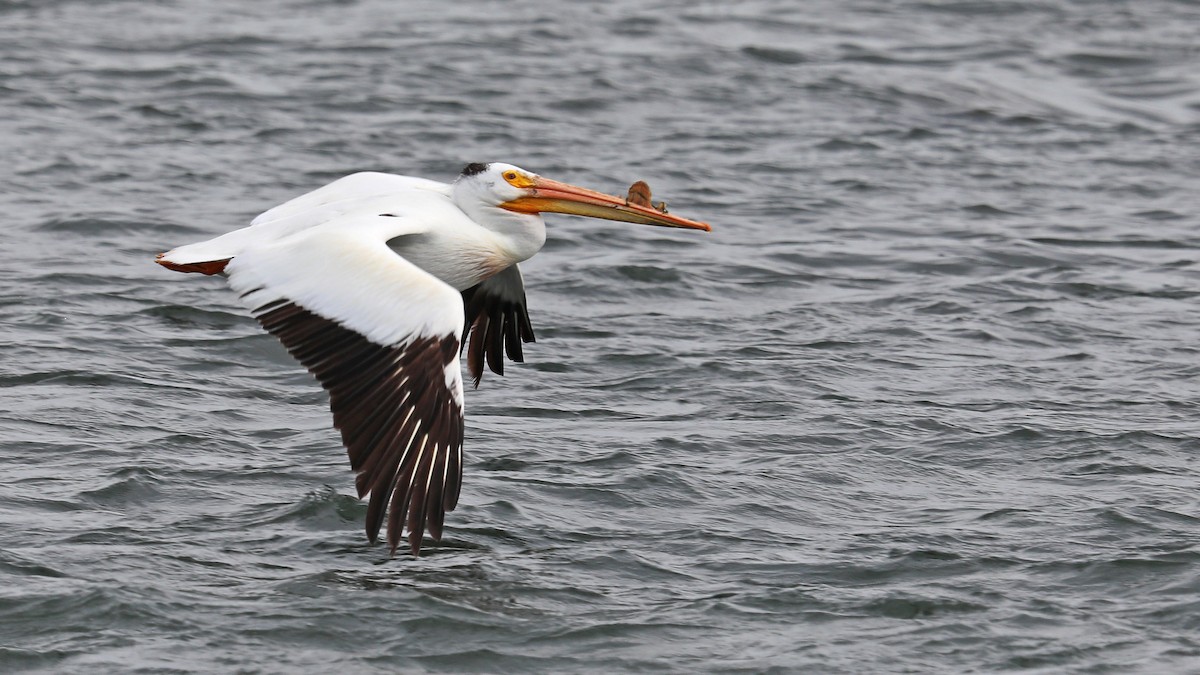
[155,254,230,275]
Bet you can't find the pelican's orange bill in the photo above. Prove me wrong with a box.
[500,176,712,231]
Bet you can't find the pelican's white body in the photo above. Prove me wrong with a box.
[160,165,549,294]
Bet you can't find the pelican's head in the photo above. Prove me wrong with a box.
[453,162,712,232]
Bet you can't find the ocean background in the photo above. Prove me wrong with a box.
[3,0,1200,672]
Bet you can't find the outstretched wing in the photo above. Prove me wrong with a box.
[225,215,465,556]
[461,264,536,387]
[158,175,457,273]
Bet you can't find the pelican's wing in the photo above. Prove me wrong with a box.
[251,171,449,227]
[461,264,536,387]
[158,176,455,273]
[225,214,465,556]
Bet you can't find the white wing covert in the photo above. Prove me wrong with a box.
[251,172,449,227]
[157,173,451,271]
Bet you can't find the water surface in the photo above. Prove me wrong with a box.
[2,0,1199,672]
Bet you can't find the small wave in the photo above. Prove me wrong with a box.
[741,46,807,65]
[34,216,176,236]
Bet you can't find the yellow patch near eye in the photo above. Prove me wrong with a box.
[503,171,535,188]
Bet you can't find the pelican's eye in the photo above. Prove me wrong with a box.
[502,170,534,188]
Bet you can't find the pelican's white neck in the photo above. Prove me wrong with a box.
[452,177,547,265]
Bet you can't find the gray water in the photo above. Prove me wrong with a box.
[3,0,1200,672]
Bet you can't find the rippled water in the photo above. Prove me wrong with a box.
[3,0,1200,672]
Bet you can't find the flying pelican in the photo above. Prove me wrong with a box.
[156,162,711,556]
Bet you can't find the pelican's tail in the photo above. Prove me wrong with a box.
[155,227,262,275]
[155,253,230,275]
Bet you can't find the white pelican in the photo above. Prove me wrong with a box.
[157,162,711,556]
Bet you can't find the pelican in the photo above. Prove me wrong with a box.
[156,162,711,556]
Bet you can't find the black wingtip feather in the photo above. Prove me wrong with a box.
[253,301,463,558]
[461,271,537,387]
